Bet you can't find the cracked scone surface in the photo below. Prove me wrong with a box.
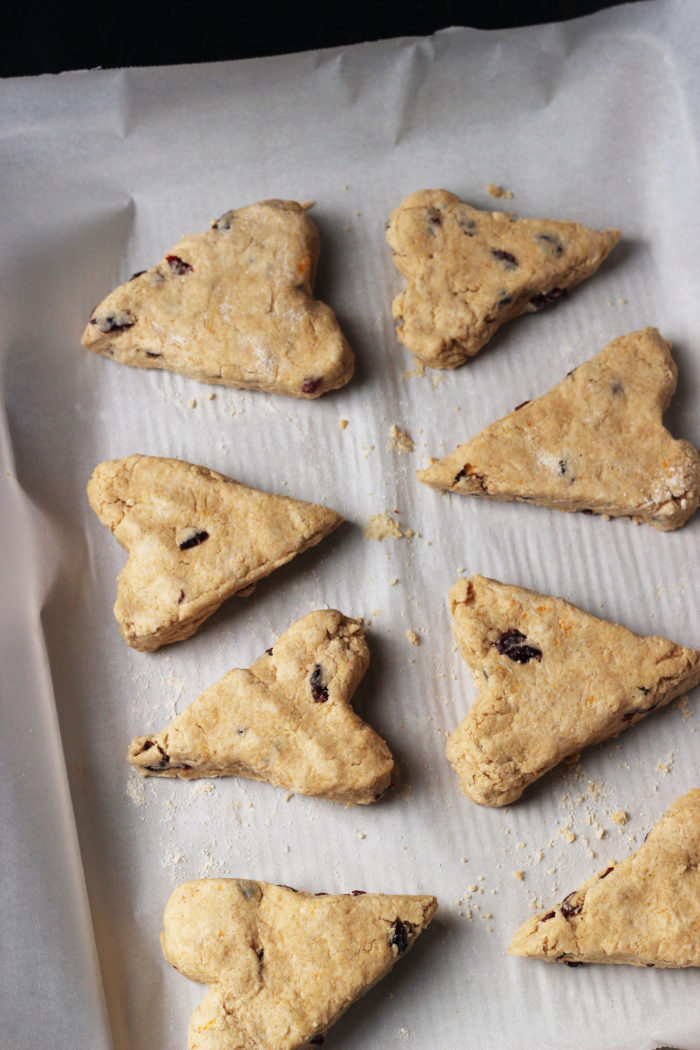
[128,610,395,804]
[446,576,700,807]
[386,189,620,368]
[417,327,700,530]
[87,455,342,651]
[81,199,354,398]
[161,879,437,1050]
[510,790,700,967]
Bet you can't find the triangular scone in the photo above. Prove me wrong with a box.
[87,456,342,651]
[418,328,700,530]
[128,610,395,804]
[386,189,620,368]
[161,879,438,1050]
[510,790,700,967]
[446,576,700,807]
[81,199,354,398]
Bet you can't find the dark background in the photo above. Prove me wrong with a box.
[3,1,632,78]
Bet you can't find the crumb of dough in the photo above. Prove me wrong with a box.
[363,513,404,541]
[513,870,525,880]
[406,629,420,646]
[207,392,216,400]
[487,183,513,199]
[431,373,444,388]
[401,362,426,380]
[340,418,348,429]
[657,753,674,775]
[611,809,628,826]
[676,696,693,719]
[389,424,415,452]
[188,398,197,409]
[389,577,399,586]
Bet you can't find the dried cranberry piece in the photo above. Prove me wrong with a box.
[255,946,264,961]
[560,892,583,918]
[535,233,564,257]
[599,866,614,880]
[179,529,209,551]
[177,590,185,604]
[494,629,542,664]
[265,647,273,656]
[514,400,531,411]
[310,665,329,703]
[565,960,583,967]
[542,911,556,922]
[427,207,442,227]
[529,286,564,310]
[351,889,366,896]
[389,918,413,953]
[91,310,136,334]
[129,270,146,281]
[309,1037,325,1045]
[491,248,518,269]
[301,376,322,395]
[145,351,162,358]
[166,254,193,275]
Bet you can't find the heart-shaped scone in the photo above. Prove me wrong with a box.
[386,189,619,368]
[161,879,437,1050]
[510,790,700,967]
[87,455,342,651]
[82,199,354,398]
[446,575,700,807]
[128,610,395,804]
[418,328,700,530]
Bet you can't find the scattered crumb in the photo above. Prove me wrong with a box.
[340,418,348,429]
[657,753,674,775]
[356,831,366,840]
[401,361,426,380]
[405,629,420,647]
[513,870,524,880]
[389,578,399,587]
[676,696,693,719]
[516,841,526,849]
[363,513,404,541]
[188,398,197,409]
[207,391,216,400]
[389,424,415,452]
[487,183,513,199]
[611,810,628,826]
[534,850,544,863]
[618,298,627,304]
[431,373,444,389]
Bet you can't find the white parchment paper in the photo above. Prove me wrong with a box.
[3,2,700,1047]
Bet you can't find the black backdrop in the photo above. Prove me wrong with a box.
[3,0,633,78]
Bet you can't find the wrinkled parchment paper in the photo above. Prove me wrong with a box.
[3,2,700,1046]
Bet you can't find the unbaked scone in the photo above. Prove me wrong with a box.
[161,878,438,1050]
[417,328,700,530]
[386,189,620,368]
[446,575,700,807]
[81,199,354,398]
[87,455,342,651]
[510,790,700,967]
[128,610,395,804]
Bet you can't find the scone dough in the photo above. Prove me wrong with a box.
[161,878,437,1050]
[417,328,700,530]
[128,610,395,804]
[386,189,620,368]
[87,455,342,651]
[81,199,354,398]
[446,575,700,806]
[510,790,700,967]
